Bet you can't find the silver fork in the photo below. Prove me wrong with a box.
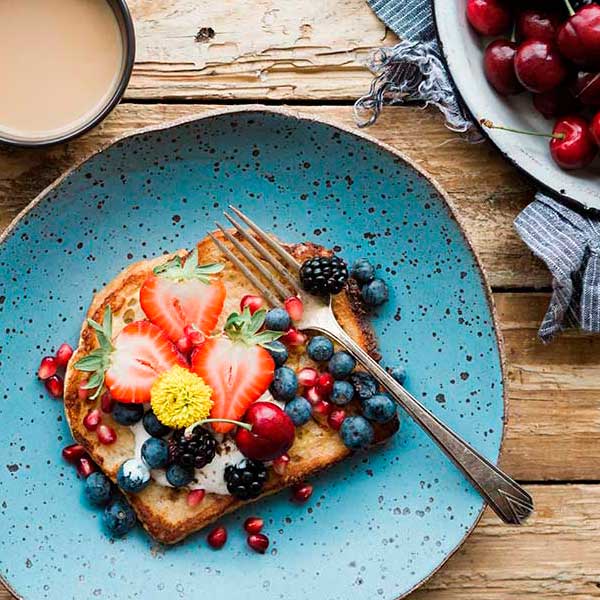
[210,206,534,525]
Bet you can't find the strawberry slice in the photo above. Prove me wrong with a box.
[75,308,185,403]
[190,308,282,434]
[140,249,226,342]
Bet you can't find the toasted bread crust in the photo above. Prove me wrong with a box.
[64,232,398,544]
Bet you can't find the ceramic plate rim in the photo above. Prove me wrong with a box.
[0,105,508,600]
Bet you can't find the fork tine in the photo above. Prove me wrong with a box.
[215,223,292,301]
[228,205,300,272]
[224,212,302,295]
[208,233,280,306]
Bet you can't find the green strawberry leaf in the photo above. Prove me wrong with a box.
[154,248,223,284]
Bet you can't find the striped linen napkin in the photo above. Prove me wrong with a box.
[359,0,600,341]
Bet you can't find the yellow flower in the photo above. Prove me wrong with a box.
[150,365,213,429]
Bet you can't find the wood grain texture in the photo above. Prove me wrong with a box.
[0,103,544,288]
[126,0,397,100]
[0,485,598,600]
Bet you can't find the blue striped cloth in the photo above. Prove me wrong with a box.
[361,0,600,341]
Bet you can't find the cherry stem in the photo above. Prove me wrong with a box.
[510,22,516,44]
[562,0,575,17]
[480,119,565,141]
[184,418,252,437]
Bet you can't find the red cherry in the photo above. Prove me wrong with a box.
[515,39,568,93]
[550,115,598,169]
[284,296,303,321]
[235,402,295,461]
[207,526,227,549]
[38,356,57,380]
[483,40,523,96]
[55,343,73,368]
[571,71,600,106]
[533,87,580,119]
[247,533,269,554]
[466,0,511,36]
[240,294,264,315]
[83,408,102,432]
[517,10,561,42]
[244,516,264,534]
[291,482,313,503]
[590,111,600,145]
[45,375,64,399]
[187,489,206,507]
[557,4,600,69]
[76,456,96,478]
[62,443,87,464]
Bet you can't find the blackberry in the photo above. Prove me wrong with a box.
[224,458,268,500]
[299,255,348,296]
[168,426,216,470]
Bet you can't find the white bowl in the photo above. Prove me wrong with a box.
[433,1,600,210]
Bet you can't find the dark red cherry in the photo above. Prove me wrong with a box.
[590,110,600,145]
[514,39,568,93]
[517,10,562,41]
[533,87,580,118]
[571,70,600,105]
[550,115,598,169]
[466,0,512,36]
[557,4,600,69]
[484,40,523,95]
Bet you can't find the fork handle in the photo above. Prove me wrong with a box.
[315,321,534,525]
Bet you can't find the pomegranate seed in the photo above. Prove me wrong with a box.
[76,456,96,478]
[244,516,264,534]
[187,489,206,507]
[38,356,57,380]
[62,443,86,464]
[240,294,264,315]
[328,408,346,430]
[207,526,227,549]
[281,328,307,346]
[304,386,324,405]
[272,453,290,475]
[78,379,90,400]
[97,424,117,445]
[100,392,114,414]
[316,372,334,397]
[284,296,304,321]
[247,533,269,554]
[183,324,205,346]
[83,408,102,432]
[176,335,192,354]
[45,375,64,399]
[312,399,332,417]
[55,343,73,368]
[292,482,313,503]
[297,367,318,388]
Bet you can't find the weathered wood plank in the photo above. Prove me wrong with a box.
[126,0,397,100]
[0,104,544,288]
[1,485,598,599]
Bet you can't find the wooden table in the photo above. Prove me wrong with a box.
[1,1,599,598]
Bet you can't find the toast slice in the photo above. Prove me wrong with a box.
[64,231,399,544]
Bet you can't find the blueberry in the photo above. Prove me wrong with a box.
[340,416,374,450]
[143,410,171,437]
[351,259,375,285]
[362,393,397,423]
[117,458,151,494]
[166,464,194,488]
[330,380,354,406]
[349,371,378,401]
[112,402,144,426]
[328,351,356,379]
[269,366,298,402]
[84,472,112,506]
[361,278,389,307]
[141,437,169,469]
[285,397,312,426]
[264,307,291,332]
[266,340,288,367]
[103,497,137,537]
[306,335,334,362]
[388,365,407,385]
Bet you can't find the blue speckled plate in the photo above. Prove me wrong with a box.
[0,107,505,600]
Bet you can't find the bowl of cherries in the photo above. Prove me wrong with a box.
[433,0,600,209]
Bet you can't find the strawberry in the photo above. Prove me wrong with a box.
[140,249,226,342]
[191,308,283,434]
[74,307,185,403]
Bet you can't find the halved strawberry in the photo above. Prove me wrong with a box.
[190,308,282,434]
[140,249,226,342]
[75,308,185,403]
